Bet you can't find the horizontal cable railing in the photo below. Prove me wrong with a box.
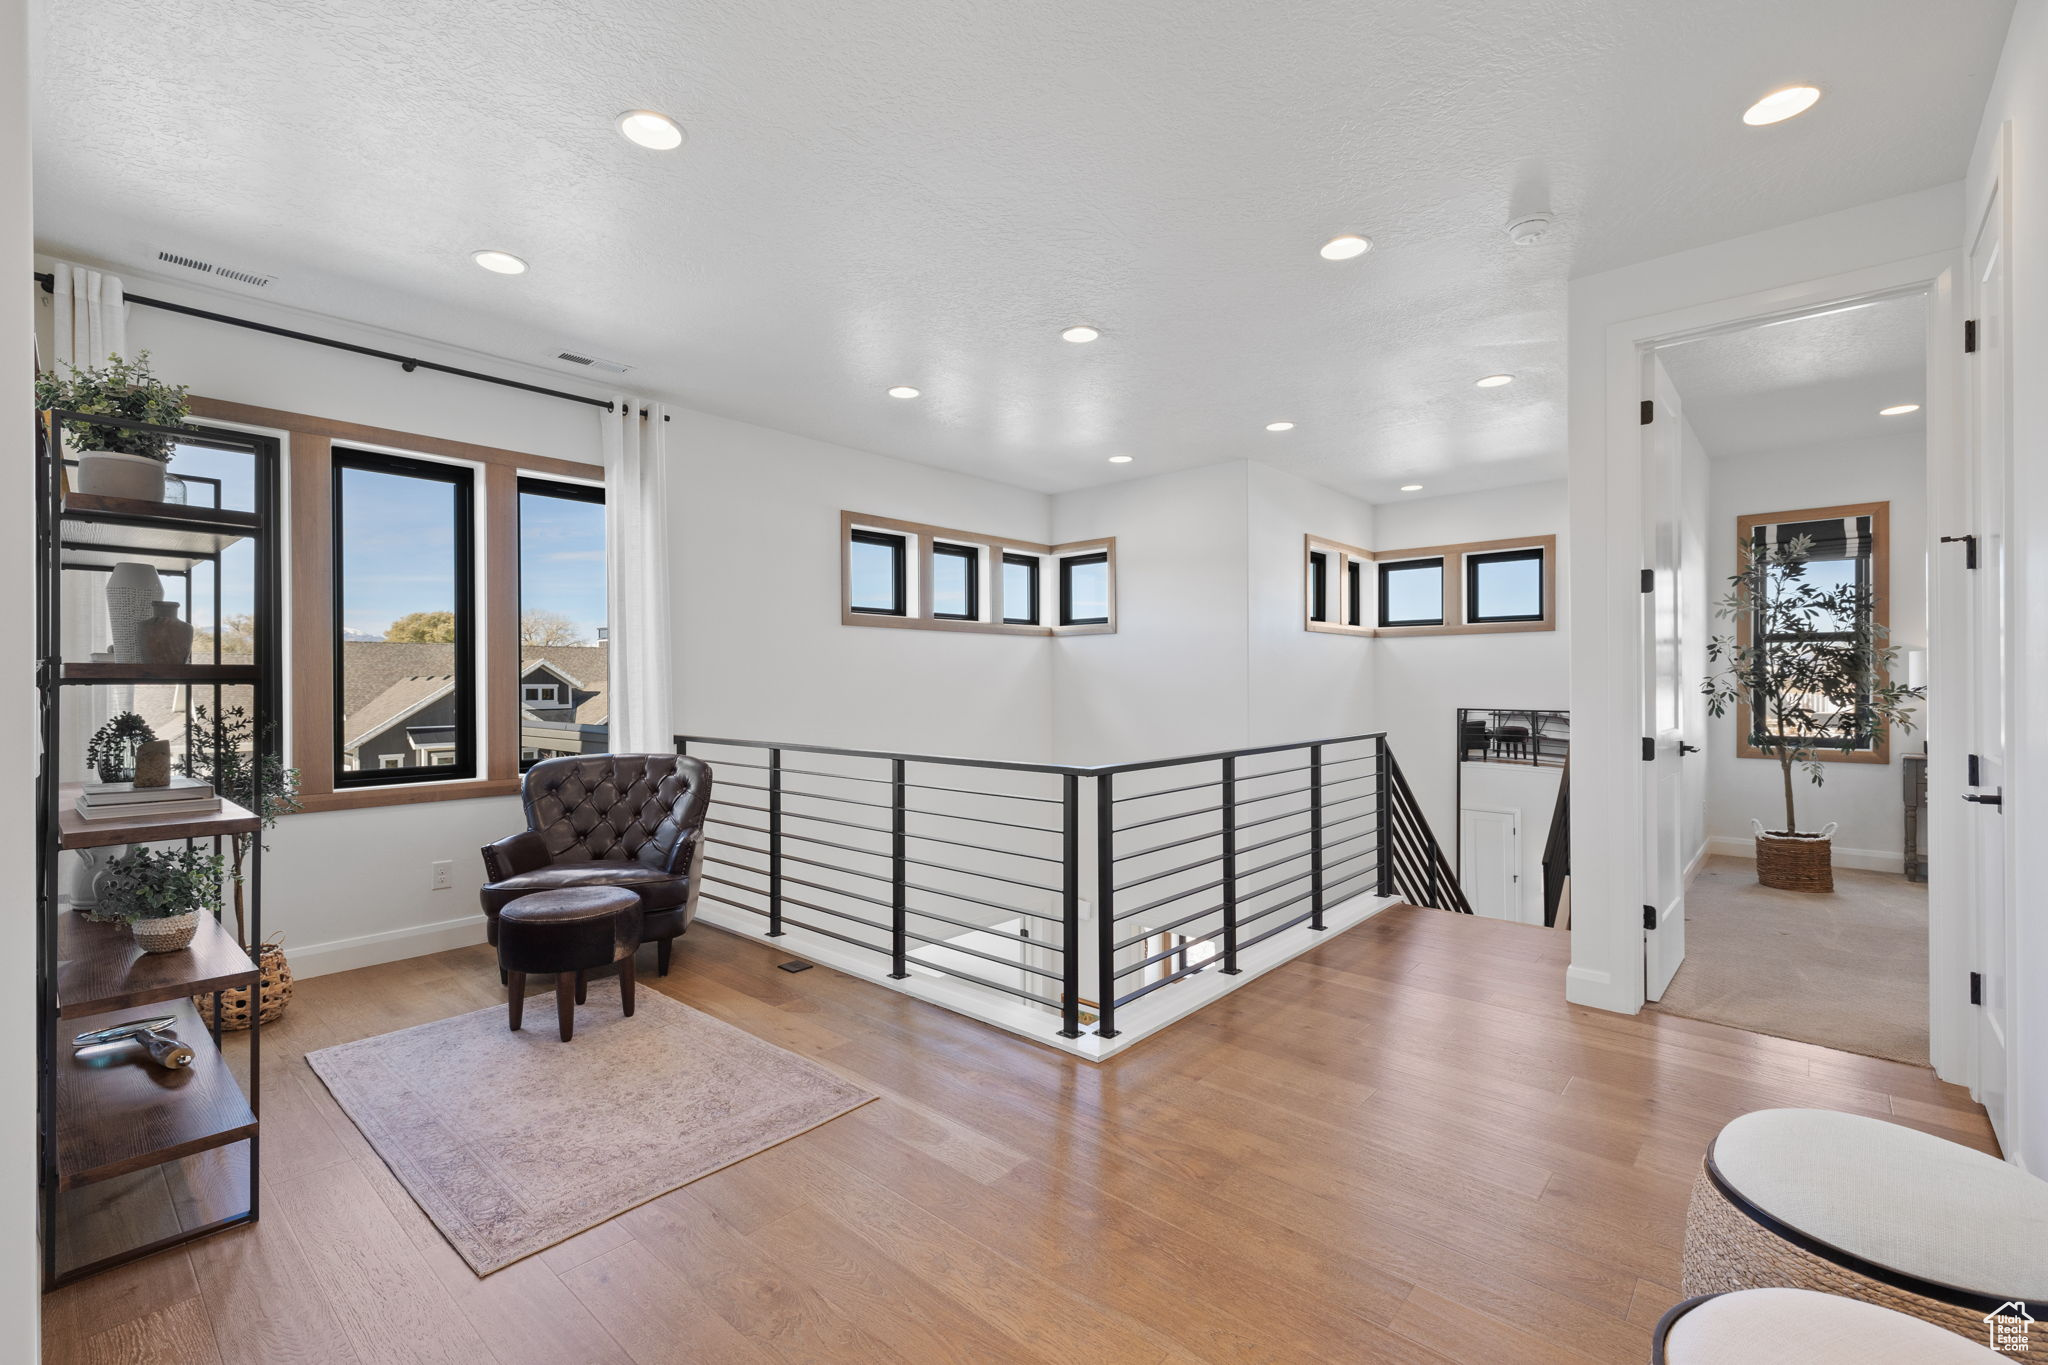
[677,730,1472,1045]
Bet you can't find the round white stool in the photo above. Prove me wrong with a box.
[1653,1289,2012,1363]
[1683,1108,2048,1341]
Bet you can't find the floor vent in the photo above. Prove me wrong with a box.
[556,350,632,375]
[157,250,273,288]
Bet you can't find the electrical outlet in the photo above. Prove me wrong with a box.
[430,860,452,891]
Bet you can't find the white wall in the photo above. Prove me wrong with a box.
[1370,481,1570,839]
[668,406,1053,760]
[1702,432,1926,869]
[4,0,41,1343]
[1565,182,1962,1016]
[1244,462,1375,747]
[1967,0,2048,1174]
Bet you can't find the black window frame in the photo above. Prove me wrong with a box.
[848,528,909,616]
[930,541,980,621]
[1002,551,1041,625]
[332,448,477,788]
[1378,556,1446,628]
[1346,557,1364,627]
[1060,551,1111,627]
[516,476,607,773]
[1307,550,1330,623]
[1464,547,1546,624]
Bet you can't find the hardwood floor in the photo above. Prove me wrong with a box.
[41,907,1996,1365]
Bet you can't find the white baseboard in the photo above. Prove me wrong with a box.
[1683,841,1711,886]
[288,913,488,979]
[1703,835,1904,875]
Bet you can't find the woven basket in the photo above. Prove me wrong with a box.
[131,912,199,953]
[195,940,293,1031]
[1753,821,1835,893]
[1681,1161,1983,1342]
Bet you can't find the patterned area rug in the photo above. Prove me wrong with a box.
[307,979,874,1274]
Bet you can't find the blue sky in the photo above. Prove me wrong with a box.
[518,488,607,642]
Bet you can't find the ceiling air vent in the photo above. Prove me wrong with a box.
[556,350,632,375]
[157,250,273,288]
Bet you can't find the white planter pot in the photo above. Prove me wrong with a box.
[105,561,165,664]
[74,450,168,502]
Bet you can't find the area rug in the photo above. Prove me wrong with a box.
[305,979,874,1274]
[1651,855,1929,1065]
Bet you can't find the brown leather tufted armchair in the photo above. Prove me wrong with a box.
[480,754,712,976]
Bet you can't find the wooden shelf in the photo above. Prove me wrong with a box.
[56,997,257,1190]
[58,785,261,851]
[57,912,258,1020]
[59,494,256,570]
[60,662,262,686]
[61,492,260,534]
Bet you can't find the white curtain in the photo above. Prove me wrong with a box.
[601,398,675,754]
[47,260,129,369]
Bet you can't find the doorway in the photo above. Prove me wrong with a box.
[1454,708,1569,927]
[1638,290,1936,1064]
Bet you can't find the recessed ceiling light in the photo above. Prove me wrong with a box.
[1742,86,1821,126]
[1475,374,1514,388]
[887,386,920,399]
[1108,454,1134,464]
[1400,484,1424,492]
[1062,325,1101,343]
[1319,235,1373,261]
[617,110,686,150]
[472,250,527,275]
[1265,421,1295,432]
[1879,403,1921,416]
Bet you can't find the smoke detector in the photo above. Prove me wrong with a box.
[555,350,633,375]
[1504,214,1553,246]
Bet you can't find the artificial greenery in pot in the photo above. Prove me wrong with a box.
[86,711,157,783]
[182,706,302,1027]
[1701,535,1924,892]
[33,351,190,501]
[100,845,225,954]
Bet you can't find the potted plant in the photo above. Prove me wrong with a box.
[34,351,190,501]
[99,845,225,953]
[86,711,157,783]
[1702,535,1924,891]
[182,706,302,1026]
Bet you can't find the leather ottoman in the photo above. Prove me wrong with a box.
[497,886,643,1042]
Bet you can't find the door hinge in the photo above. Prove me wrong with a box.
[1643,904,1658,931]
[1965,319,1978,353]
[1641,568,1655,593]
[1967,753,1981,786]
[1940,533,1979,569]
[1640,399,1655,425]
[1969,971,1983,1006]
[1642,736,1655,762]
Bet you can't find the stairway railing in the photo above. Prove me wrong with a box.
[1541,761,1570,928]
[676,730,1470,1050]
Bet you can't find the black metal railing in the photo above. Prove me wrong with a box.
[1541,761,1570,928]
[677,731,1468,1044]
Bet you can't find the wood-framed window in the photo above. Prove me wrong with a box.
[185,396,605,813]
[840,511,1115,636]
[1303,535,1375,636]
[1734,501,1891,766]
[1371,535,1558,638]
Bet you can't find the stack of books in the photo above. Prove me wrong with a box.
[75,776,220,822]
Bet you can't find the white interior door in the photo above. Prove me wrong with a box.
[1459,807,1519,922]
[1964,171,2012,1151]
[1643,360,1688,1000]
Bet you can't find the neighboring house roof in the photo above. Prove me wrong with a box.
[343,674,455,751]
[521,660,584,690]
[341,641,460,717]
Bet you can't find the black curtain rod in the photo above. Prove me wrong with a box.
[32,271,667,420]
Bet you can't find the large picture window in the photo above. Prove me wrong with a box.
[333,449,476,785]
[1736,502,1890,763]
[517,478,607,769]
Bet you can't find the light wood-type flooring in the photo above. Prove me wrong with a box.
[41,906,1996,1365]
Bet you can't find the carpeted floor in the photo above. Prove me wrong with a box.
[1651,854,1930,1065]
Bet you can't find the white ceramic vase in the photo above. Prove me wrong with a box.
[74,451,168,502]
[105,561,165,664]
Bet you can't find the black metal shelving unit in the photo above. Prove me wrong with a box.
[35,407,282,1287]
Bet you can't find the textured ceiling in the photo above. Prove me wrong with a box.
[1658,292,1928,456]
[32,0,2009,498]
